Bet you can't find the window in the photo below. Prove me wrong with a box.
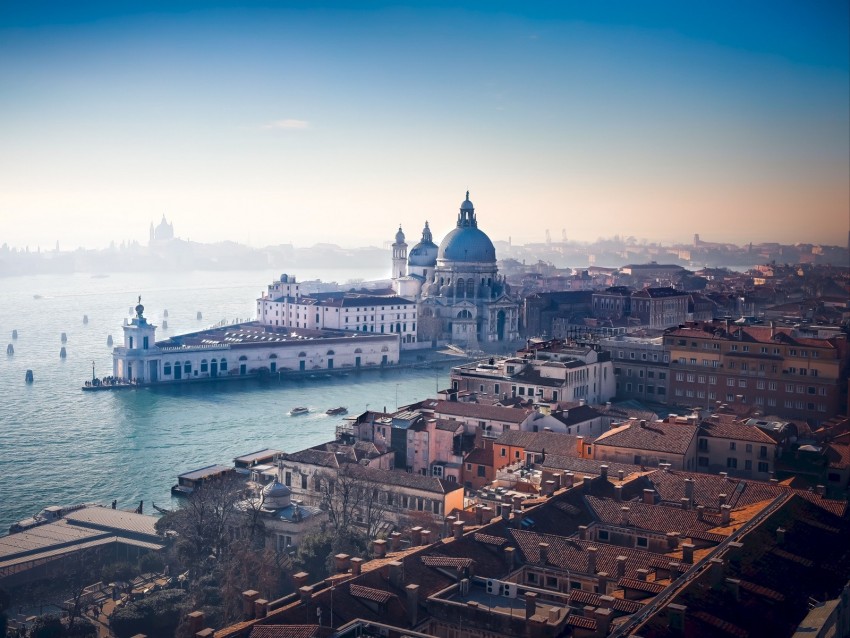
[727,378,735,387]
[598,529,610,541]
[729,442,736,451]
[745,444,752,453]
[500,447,506,457]
[759,446,768,459]
[727,458,738,469]
[301,474,308,489]
[758,462,769,473]
[636,537,648,548]
[698,456,709,467]
[477,465,486,477]
[745,460,752,470]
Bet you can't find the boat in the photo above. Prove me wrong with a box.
[152,502,172,515]
[290,407,309,416]
[326,407,348,416]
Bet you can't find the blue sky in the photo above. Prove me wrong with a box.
[1,1,847,249]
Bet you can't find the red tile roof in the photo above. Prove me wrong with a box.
[594,420,698,455]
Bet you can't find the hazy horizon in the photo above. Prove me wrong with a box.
[2,1,848,250]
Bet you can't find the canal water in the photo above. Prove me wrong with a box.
[0,269,448,532]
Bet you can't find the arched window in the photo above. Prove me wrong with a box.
[326,349,335,355]
[239,355,248,361]
[269,353,278,359]
[164,362,172,375]
[298,352,307,357]
[456,278,465,296]
[200,359,208,373]
[466,279,475,297]
[220,359,228,371]
[184,361,191,374]
[354,348,363,354]
[457,309,472,319]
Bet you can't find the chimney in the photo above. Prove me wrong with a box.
[681,543,695,564]
[406,584,420,626]
[597,572,609,595]
[548,607,561,623]
[411,526,423,546]
[564,473,575,488]
[187,611,205,635]
[598,595,615,609]
[390,531,403,551]
[583,476,593,493]
[543,480,556,496]
[594,607,612,635]
[577,435,585,457]
[643,488,655,504]
[776,527,786,545]
[696,505,705,521]
[719,471,728,481]
[614,484,623,502]
[636,568,649,582]
[538,542,549,565]
[524,591,538,620]
[726,578,741,602]
[816,484,826,497]
[578,525,588,540]
[680,497,690,511]
[718,493,727,508]
[708,558,724,588]
[504,546,516,571]
[620,506,630,526]
[373,539,387,558]
[453,520,464,540]
[500,503,512,520]
[443,515,456,538]
[618,469,624,481]
[350,557,364,576]
[242,590,259,620]
[292,572,309,589]
[254,599,268,619]
[668,603,687,633]
[388,561,404,587]
[512,495,523,509]
[474,505,484,525]
[684,478,694,502]
[480,506,494,523]
[420,529,432,545]
[666,531,680,550]
[299,586,314,604]
[334,553,351,573]
[600,465,609,480]
[721,504,731,524]
[726,541,744,566]
[616,556,627,580]
[587,546,598,574]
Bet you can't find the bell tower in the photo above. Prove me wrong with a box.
[392,225,407,280]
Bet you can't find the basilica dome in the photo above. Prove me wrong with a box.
[437,192,496,263]
[408,221,438,267]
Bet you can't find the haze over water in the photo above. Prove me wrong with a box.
[0,269,448,532]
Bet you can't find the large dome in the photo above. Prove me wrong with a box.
[437,192,496,263]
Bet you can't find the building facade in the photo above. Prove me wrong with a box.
[599,334,669,403]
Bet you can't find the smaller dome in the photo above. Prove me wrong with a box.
[262,480,292,509]
[395,226,405,244]
[460,191,474,210]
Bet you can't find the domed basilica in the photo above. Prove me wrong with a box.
[392,192,519,346]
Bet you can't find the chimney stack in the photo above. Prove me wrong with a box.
[543,480,556,496]
[614,484,623,502]
[616,556,627,579]
[578,525,587,540]
[643,488,655,504]
[390,531,402,551]
[684,478,694,502]
[453,520,464,540]
[680,497,690,511]
[696,505,705,521]
[726,578,741,602]
[721,504,731,524]
[600,465,608,480]
[618,469,624,481]
[776,527,786,545]
[388,561,404,587]
[597,572,609,595]
[292,572,310,589]
[420,529,432,545]
[718,493,728,508]
[480,506,493,523]
[373,539,387,558]
[524,591,538,620]
[708,558,724,588]
[350,557,364,576]
[594,607,612,635]
[816,484,826,497]
[443,515,456,538]
[406,584,420,626]
[411,526,423,546]
[587,546,598,574]
[254,599,268,620]
[538,542,549,565]
[187,611,205,635]
[242,590,259,620]
[299,586,313,604]
[668,603,687,633]
[666,531,680,550]
[681,543,695,564]
[564,472,575,488]
[620,506,630,526]
[504,546,516,571]
[334,553,351,573]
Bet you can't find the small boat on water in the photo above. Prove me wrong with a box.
[152,502,172,515]
[290,407,309,416]
[326,407,348,416]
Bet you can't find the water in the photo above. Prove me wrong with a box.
[0,270,447,533]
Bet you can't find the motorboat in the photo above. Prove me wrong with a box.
[326,407,348,416]
[290,407,309,416]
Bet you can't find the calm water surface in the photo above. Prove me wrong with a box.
[0,269,446,532]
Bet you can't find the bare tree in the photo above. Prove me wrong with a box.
[319,465,391,538]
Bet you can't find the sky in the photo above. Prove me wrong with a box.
[1,1,848,250]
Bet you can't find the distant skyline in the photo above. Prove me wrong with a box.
[1,1,848,250]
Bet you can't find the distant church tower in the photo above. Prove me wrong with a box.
[392,226,407,279]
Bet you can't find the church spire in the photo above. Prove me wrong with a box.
[422,221,432,244]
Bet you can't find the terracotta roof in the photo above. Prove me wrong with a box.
[586,496,714,536]
[568,589,645,614]
[594,420,698,455]
[691,611,749,638]
[425,400,533,423]
[464,447,492,465]
[617,577,666,594]
[420,556,473,569]
[249,626,321,638]
[494,430,585,456]
[565,615,597,630]
[699,419,777,444]
[473,533,508,547]
[348,584,394,604]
